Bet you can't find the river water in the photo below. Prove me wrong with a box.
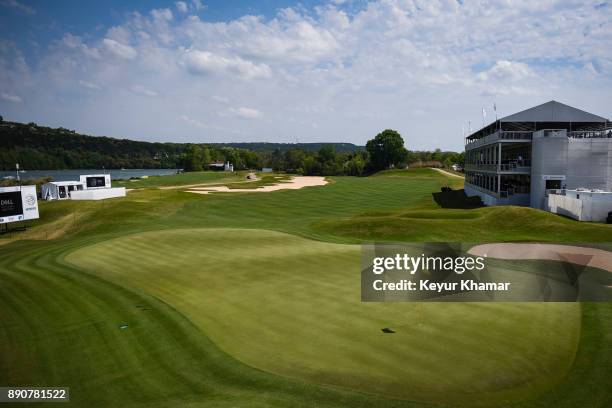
[0,169,178,182]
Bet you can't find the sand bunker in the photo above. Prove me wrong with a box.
[186,176,328,194]
[468,243,612,273]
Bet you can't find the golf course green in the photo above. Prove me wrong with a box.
[1,169,611,407]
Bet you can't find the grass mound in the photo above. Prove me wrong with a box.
[315,206,612,242]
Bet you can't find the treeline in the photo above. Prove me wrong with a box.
[184,129,465,176]
[0,118,464,175]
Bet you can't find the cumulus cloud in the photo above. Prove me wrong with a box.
[478,60,533,82]
[226,107,263,119]
[182,49,271,79]
[151,8,173,21]
[1,92,22,103]
[102,38,137,59]
[175,1,189,13]
[191,0,206,11]
[78,80,102,90]
[130,85,158,97]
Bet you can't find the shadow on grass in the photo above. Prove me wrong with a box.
[432,188,484,209]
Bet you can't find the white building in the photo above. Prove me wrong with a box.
[547,189,612,222]
[464,101,612,221]
[41,181,85,200]
[43,174,125,201]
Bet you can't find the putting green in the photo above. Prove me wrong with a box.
[66,228,581,405]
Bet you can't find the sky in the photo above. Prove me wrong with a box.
[0,0,611,151]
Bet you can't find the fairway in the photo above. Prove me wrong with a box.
[66,228,581,404]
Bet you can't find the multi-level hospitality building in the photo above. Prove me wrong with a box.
[464,101,612,211]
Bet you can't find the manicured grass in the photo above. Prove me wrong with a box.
[1,167,611,407]
[66,228,581,405]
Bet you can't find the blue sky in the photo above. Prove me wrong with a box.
[0,0,611,150]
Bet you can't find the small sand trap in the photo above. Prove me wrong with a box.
[187,176,328,194]
[468,243,612,273]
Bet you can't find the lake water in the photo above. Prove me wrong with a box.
[0,169,178,182]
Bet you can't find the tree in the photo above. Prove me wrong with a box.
[201,147,211,166]
[184,145,203,171]
[284,149,305,172]
[365,129,408,171]
[345,154,366,176]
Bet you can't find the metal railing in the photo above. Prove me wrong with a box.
[466,130,533,148]
[465,159,531,172]
[568,130,612,139]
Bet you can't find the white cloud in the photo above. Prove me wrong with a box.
[129,85,158,97]
[182,49,271,79]
[191,0,206,11]
[175,1,188,13]
[226,107,263,119]
[478,60,533,82]
[181,114,206,128]
[151,8,173,21]
[78,80,102,90]
[0,0,34,15]
[102,38,137,59]
[1,92,22,103]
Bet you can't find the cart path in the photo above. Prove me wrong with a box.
[468,243,612,273]
[430,168,465,178]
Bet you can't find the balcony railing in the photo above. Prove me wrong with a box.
[465,130,533,149]
[568,130,612,139]
[465,159,531,173]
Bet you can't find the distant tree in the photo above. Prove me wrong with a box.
[431,148,442,162]
[201,146,211,166]
[365,129,408,171]
[302,155,321,175]
[184,145,203,171]
[345,154,366,176]
[284,149,306,172]
[317,145,336,163]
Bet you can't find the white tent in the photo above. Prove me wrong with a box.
[41,181,85,200]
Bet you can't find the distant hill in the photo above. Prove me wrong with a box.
[208,142,363,153]
[0,120,362,170]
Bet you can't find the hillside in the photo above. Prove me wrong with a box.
[0,120,362,170]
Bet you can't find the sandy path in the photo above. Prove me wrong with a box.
[187,176,328,194]
[468,243,612,273]
[430,168,465,178]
